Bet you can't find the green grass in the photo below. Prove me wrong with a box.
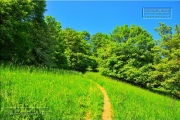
[85,72,180,120]
[0,65,103,119]
[1,64,180,119]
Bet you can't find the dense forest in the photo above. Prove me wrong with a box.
[0,0,180,99]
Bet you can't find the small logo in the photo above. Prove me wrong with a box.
[142,7,172,19]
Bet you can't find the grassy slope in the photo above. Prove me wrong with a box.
[85,72,180,120]
[1,65,180,119]
[0,65,103,119]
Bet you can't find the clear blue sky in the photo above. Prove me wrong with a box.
[44,1,180,40]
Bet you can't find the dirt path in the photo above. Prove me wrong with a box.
[84,75,112,120]
[97,84,112,120]
[84,110,91,120]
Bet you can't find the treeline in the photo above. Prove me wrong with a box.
[0,0,180,98]
[92,24,180,99]
[0,0,97,72]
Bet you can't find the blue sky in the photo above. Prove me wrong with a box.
[44,1,180,40]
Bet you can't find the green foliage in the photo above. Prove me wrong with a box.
[69,53,89,73]
[0,0,51,66]
[45,16,68,68]
[148,24,180,98]
[96,24,179,98]
[0,0,179,98]
[0,0,34,62]
[90,33,110,57]
[101,25,155,87]
[63,28,96,72]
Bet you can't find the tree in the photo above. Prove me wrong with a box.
[90,33,110,57]
[28,0,51,66]
[149,23,180,98]
[0,0,34,63]
[102,25,155,87]
[63,28,94,72]
[45,16,68,68]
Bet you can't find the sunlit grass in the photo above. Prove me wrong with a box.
[86,72,180,120]
[0,64,103,119]
[1,64,179,119]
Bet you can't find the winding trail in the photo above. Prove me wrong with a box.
[84,74,112,120]
[97,84,112,120]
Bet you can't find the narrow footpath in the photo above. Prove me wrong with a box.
[97,84,112,120]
